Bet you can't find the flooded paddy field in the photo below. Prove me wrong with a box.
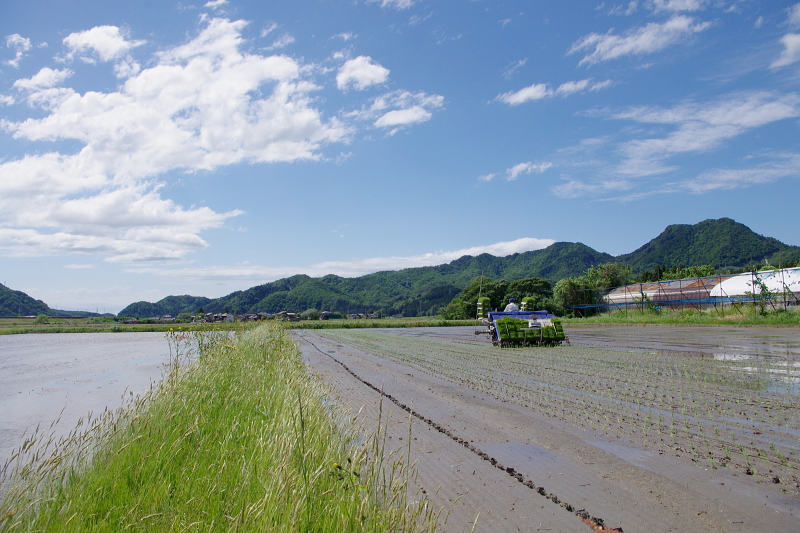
[0,332,172,466]
[297,325,800,532]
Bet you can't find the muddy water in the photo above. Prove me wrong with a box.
[0,332,172,465]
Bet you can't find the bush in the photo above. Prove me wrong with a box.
[33,314,50,324]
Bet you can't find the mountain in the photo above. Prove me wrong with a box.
[117,295,213,319]
[0,283,50,316]
[0,283,104,317]
[618,218,800,273]
[118,242,612,317]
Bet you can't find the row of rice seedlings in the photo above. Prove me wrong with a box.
[318,330,800,490]
[0,324,436,532]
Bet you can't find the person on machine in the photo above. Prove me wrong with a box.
[504,298,519,312]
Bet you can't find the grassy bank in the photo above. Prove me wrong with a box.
[562,305,800,326]
[0,323,435,532]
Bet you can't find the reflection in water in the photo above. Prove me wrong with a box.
[0,332,172,465]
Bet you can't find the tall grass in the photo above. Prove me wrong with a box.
[0,323,435,532]
[563,305,800,325]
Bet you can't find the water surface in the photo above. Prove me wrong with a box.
[0,332,172,465]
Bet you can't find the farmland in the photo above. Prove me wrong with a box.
[298,325,800,532]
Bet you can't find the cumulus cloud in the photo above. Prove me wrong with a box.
[62,26,145,62]
[5,34,31,67]
[205,0,228,9]
[336,55,390,90]
[569,15,711,66]
[496,79,612,105]
[125,237,557,281]
[12,67,73,90]
[1,18,353,262]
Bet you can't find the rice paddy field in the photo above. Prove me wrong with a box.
[296,324,800,532]
[318,327,800,488]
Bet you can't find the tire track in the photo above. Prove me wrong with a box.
[302,335,623,533]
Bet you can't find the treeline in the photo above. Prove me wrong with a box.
[441,259,800,318]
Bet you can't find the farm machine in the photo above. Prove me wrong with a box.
[475,297,567,347]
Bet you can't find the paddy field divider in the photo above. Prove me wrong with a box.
[0,323,436,532]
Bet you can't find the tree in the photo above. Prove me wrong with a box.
[300,308,320,320]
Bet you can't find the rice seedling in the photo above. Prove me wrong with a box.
[318,329,800,492]
[0,323,435,532]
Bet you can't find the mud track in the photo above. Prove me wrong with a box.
[296,326,799,533]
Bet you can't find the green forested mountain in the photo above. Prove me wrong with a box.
[618,218,800,273]
[118,242,612,317]
[0,283,50,316]
[0,283,103,317]
[99,217,800,318]
[118,295,213,319]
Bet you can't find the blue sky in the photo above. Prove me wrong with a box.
[1,0,799,313]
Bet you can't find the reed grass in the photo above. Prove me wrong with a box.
[0,323,435,532]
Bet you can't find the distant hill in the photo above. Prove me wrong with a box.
[117,242,613,317]
[0,283,50,316]
[0,283,104,317]
[618,218,800,273]
[119,295,213,319]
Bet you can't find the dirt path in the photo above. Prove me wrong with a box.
[296,327,798,533]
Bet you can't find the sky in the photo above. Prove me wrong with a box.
[1,0,799,314]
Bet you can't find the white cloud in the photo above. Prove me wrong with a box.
[62,26,146,62]
[5,34,31,67]
[477,173,496,182]
[613,91,800,177]
[113,55,141,78]
[205,0,228,9]
[332,32,355,41]
[569,15,712,66]
[266,33,295,51]
[506,161,553,181]
[788,3,800,28]
[608,2,639,16]
[497,83,550,105]
[12,67,73,90]
[336,55,390,90]
[374,106,431,127]
[681,154,800,193]
[647,0,707,13]
[552,179,632,199]
[771,33,800,68]
[1,18,352,262]
[369,0,415,10]
[125,237,557,281]
[502,58,527,80]
[496,79,612,105]
[64,264,95,269]
[349,90,444,130]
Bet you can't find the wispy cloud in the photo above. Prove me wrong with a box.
[770,4,800,68]
[496,79,613,105]
[369,0,415,10]
[569,15,711,66]
[613,91,800,177]
[479,162,553,181]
